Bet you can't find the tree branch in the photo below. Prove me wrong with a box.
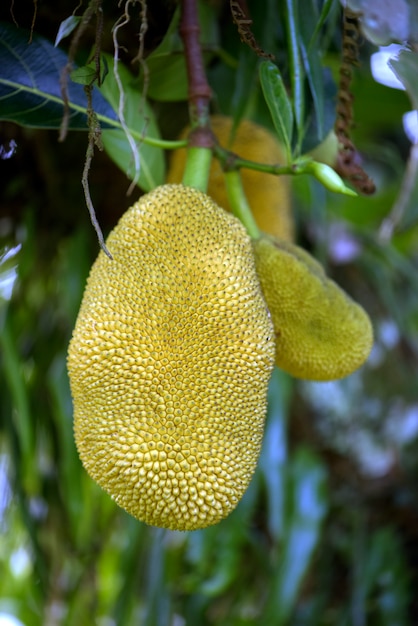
[179,0,213,148]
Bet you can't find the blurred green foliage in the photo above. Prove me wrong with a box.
[1,1,418,625]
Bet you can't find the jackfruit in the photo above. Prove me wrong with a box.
[252,235,373,381]
[167,115,293,241]
[68,184,275,531]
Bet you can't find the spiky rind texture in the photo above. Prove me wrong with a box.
[252,235,373,381]
[68,184,275,530]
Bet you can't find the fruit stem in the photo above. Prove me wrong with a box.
[179,0,215,192]
[213,144,289,176]
[182,146,212,192]
[224,170,260,239]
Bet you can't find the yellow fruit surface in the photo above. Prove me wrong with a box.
[166,115,293,241]
[68,184,275,531]
[252,235,373,381]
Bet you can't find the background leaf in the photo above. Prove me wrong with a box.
[284,0,305,153]
[0,21,117,130]
[141,3,218,102]
[259,60,294,160]
[98,53,164,191]
[54,15,81,47]
[0,22,164,191]
[265,446,328,624]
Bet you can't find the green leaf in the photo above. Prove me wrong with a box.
[259,60,294,161]
[230,44,259,129]
[70,62,99,85]
[0,22,164,191]
[265,446,328,624]
[285,0,305,153]
[54,15,81,47]
[300,68,337,154]
[0,21,117,129]
[298,0,326,145]
[142,2,217,102]
[258,368,294,540]
[308,0,337,50]
[138,9,185,101]
[98,53,164,191]
[300,42,324,140]
[145,55,189,102]
[0,319,36,494]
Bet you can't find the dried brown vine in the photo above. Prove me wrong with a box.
[230,0,274,60]
[81,85,113,259]
[334,8,375,195]
[59,0,104,142]
[57,0,115,257]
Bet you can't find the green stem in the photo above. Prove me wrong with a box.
[224,170,260,239]
[141,137,187,150]
[181,146,212,192]
[213,144,292,176]
[94,112,188,149]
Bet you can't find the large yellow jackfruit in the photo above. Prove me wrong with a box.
[252,235,373,381]
[167,115,293,241]
[68,184,275,531]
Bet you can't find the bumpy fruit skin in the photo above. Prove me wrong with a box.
[68,184,275,531]
[252,235,373,381]
[167,115,293,241]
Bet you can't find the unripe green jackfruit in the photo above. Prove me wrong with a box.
[167,115,294,242]
[252,235,373,381]
[68,184,275,531]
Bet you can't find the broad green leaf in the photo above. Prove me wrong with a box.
[259,60,294,161]
[144,55,189,102]
[0,21,117,129]
[138,8,185,101]
[0,22,164,191]
[142,2,217,102]
[98,53,164,191]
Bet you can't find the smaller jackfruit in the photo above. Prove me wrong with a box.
[68,184,275,531]
[252,235,373,381]
[167,115,294,242]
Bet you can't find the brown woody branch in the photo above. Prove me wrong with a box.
[179,0,214,148]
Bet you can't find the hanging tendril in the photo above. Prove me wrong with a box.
[230,0,274,60]
[335,8,375,195]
